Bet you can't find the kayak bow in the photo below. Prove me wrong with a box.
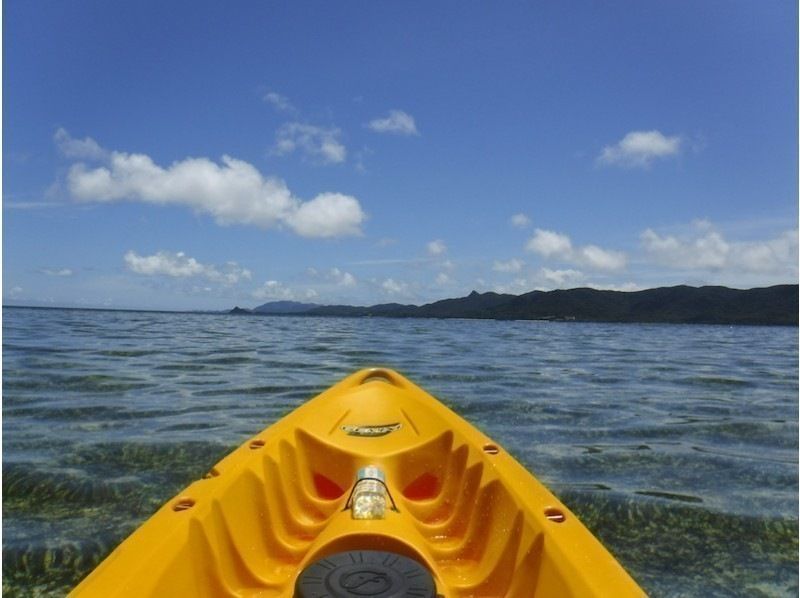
[71,368,644,597]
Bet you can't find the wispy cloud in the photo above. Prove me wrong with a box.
[251,280,316,301]
[272,122,346,164]
[4,201,63,210]
[262,267,357,302]
[348,257,425,267]
[54,128,108,161]
[354,147,373,173]
[491,277,533,295]
[124,251,251,284]
[253,282,299,301]
[435,272,453,286]
[492,269,640,294]
[586,282,642,292]
[60,130,365,238]
[493,258,524,273]
[510,213,530,228]
[368,110,419,136]
[41,268,73,277]
[598,130,681,168]
[427,239,447,256]
[263,91,296,114]
[526,228,627,271]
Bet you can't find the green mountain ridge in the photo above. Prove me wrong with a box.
[232,285,798,325]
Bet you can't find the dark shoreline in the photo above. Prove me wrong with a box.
[5,284,798,326]
[233,284,799,326]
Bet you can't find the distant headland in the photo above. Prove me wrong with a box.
[230,284,798,326]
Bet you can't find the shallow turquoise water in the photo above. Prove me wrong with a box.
[3,307,798,596]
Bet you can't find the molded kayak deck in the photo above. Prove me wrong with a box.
[70,368,644,597]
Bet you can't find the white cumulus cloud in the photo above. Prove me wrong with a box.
[124,251,251,284]
[381,278,410,296]
[368,110,419,136]
[526,229,573,257]
[526,229,627,271]
[329,267,357,287]
[641,226,798,276]
[285,193,365,238]
[273,122,346,164]
[125,251,206,277]
[598,130,681,168]
[62,132,365,238]
[578,245,628,271]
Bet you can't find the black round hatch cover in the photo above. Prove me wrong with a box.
[294,550,436,598]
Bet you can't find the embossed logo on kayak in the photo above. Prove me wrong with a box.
[340,569,391,594]
[342,423,402,437]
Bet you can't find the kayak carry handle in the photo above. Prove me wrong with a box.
[359,368,401,386]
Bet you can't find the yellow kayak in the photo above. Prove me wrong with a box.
[71,368,644,597]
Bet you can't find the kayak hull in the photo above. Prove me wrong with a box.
[71,368,644,597]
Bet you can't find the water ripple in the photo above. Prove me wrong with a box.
[2,307,797,596]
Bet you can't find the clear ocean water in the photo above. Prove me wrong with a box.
[3,306,797,596]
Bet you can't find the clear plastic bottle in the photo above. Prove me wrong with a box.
[351,466,387,520]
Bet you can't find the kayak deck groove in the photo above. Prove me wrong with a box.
[70,368,644,597]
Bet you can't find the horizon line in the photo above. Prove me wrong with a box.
[4,282,797,314]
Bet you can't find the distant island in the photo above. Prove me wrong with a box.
[230,284,798,326]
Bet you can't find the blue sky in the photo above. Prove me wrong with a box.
[4,1,797,310]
